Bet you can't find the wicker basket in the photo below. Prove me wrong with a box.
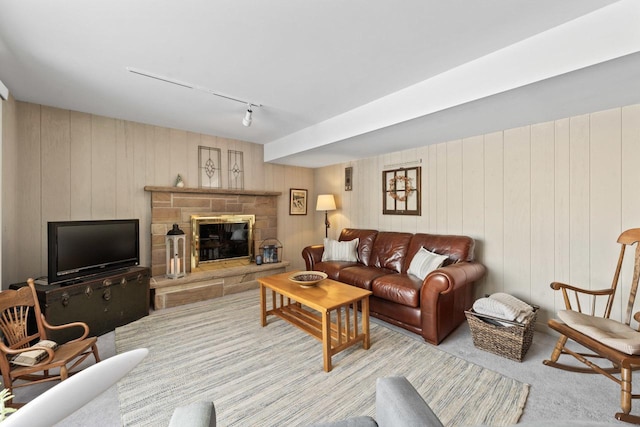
[464,307,538,362]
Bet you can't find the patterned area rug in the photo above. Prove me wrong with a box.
[115,290,528,426]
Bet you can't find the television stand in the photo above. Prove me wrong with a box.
[10,266,150,342]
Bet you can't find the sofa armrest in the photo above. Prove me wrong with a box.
[302,245,325,270]
[423,261,486,295]
[420,261,487,344]
[169,401,216,427]
[375,377,444,427]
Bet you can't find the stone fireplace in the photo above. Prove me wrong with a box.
[144,186,289,309]
[145,186,280,276]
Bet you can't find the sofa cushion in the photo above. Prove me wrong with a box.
[371,274,422,307]
[314,261,360,280]
[339,265,394,291]
[339,229,378,266]
[370,232,413,273]
[322,238,359,262]
[407,247,448,280]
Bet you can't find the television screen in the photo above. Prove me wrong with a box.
[48,219,140,285]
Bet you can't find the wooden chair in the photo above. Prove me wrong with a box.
[0,279,100,405]
[544,228,640,424]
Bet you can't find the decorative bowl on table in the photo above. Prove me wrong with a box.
[288,271,328,287]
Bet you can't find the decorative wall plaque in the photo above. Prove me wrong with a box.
[228,150,244,190]
[198,146,221,188]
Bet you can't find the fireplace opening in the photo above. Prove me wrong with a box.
[191,215,255,269]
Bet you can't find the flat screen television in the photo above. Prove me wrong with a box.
[47,219,140,285]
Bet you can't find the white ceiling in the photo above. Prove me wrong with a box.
[1,0,639,168]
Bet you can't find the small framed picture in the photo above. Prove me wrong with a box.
[345,166,353,191]
[289,188,308,215]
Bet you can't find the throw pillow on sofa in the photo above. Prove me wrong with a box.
[407,247,448,280]
[322,238,359,262]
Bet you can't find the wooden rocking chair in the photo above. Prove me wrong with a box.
[544,228,640,424]
[0,279,100,405]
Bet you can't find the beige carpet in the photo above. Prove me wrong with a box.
[115,290,529,426]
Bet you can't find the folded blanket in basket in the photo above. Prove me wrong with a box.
[472,293,534,324]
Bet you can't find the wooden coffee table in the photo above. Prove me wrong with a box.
[259,271,372,372]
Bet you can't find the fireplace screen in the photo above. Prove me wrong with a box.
[191,215,255,268]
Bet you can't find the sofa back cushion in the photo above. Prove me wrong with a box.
[370,232,413,273]
[404,233,475,272]
[339,229,378,266]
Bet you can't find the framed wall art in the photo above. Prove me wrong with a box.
[228,149,244,190]
[289,188,308,215]
[198,146,222,188]
[345,166,353,191]
[382,166,421,215]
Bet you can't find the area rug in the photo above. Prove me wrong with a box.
[115,290,529,426]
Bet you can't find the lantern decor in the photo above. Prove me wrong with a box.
[166,224,186,279]
[258,238,283,264]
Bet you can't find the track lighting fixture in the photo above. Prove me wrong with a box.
[242,105,253,127]
[126,67,263,128]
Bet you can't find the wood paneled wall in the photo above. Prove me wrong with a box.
[2,101,315,286]
[315,104,640,325]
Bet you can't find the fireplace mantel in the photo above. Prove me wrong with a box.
[144,186,281,197]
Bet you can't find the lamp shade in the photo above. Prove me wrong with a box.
[316,194,336,211]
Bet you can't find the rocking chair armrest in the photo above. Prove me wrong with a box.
[40,314,90,342]
[550,281,615,296]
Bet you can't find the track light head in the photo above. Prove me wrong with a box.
[242,106,253,127]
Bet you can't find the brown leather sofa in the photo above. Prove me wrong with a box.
[302,228,486,345]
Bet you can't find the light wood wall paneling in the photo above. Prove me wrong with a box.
[427,144,438,233]
[590,109,622,318]
[130,121,151,268]
[461,135,485,294]
[621,104,640,326]
[415,145,430,233]
[115,119,135,218]
[503,126,531,300]
[41,106,71,221]
[362,157,374,230]
[185,132,200,190]
[436,143,448,234]
[446,140,463,235]
[70,111,92,219]
[2,96,19,285]
[553,118,571,314]
[91,116,117,218]
[568,114,591,289]
[530,122,555,322]
[153,126,171,188]
[143,124,155,191]
[168,129,188,188]
[621,105,640,230]
[483,131,504,295]
[17,102,43,276]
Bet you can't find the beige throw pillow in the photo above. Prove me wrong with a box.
[321,238,359,262]
[407,247,448,280]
